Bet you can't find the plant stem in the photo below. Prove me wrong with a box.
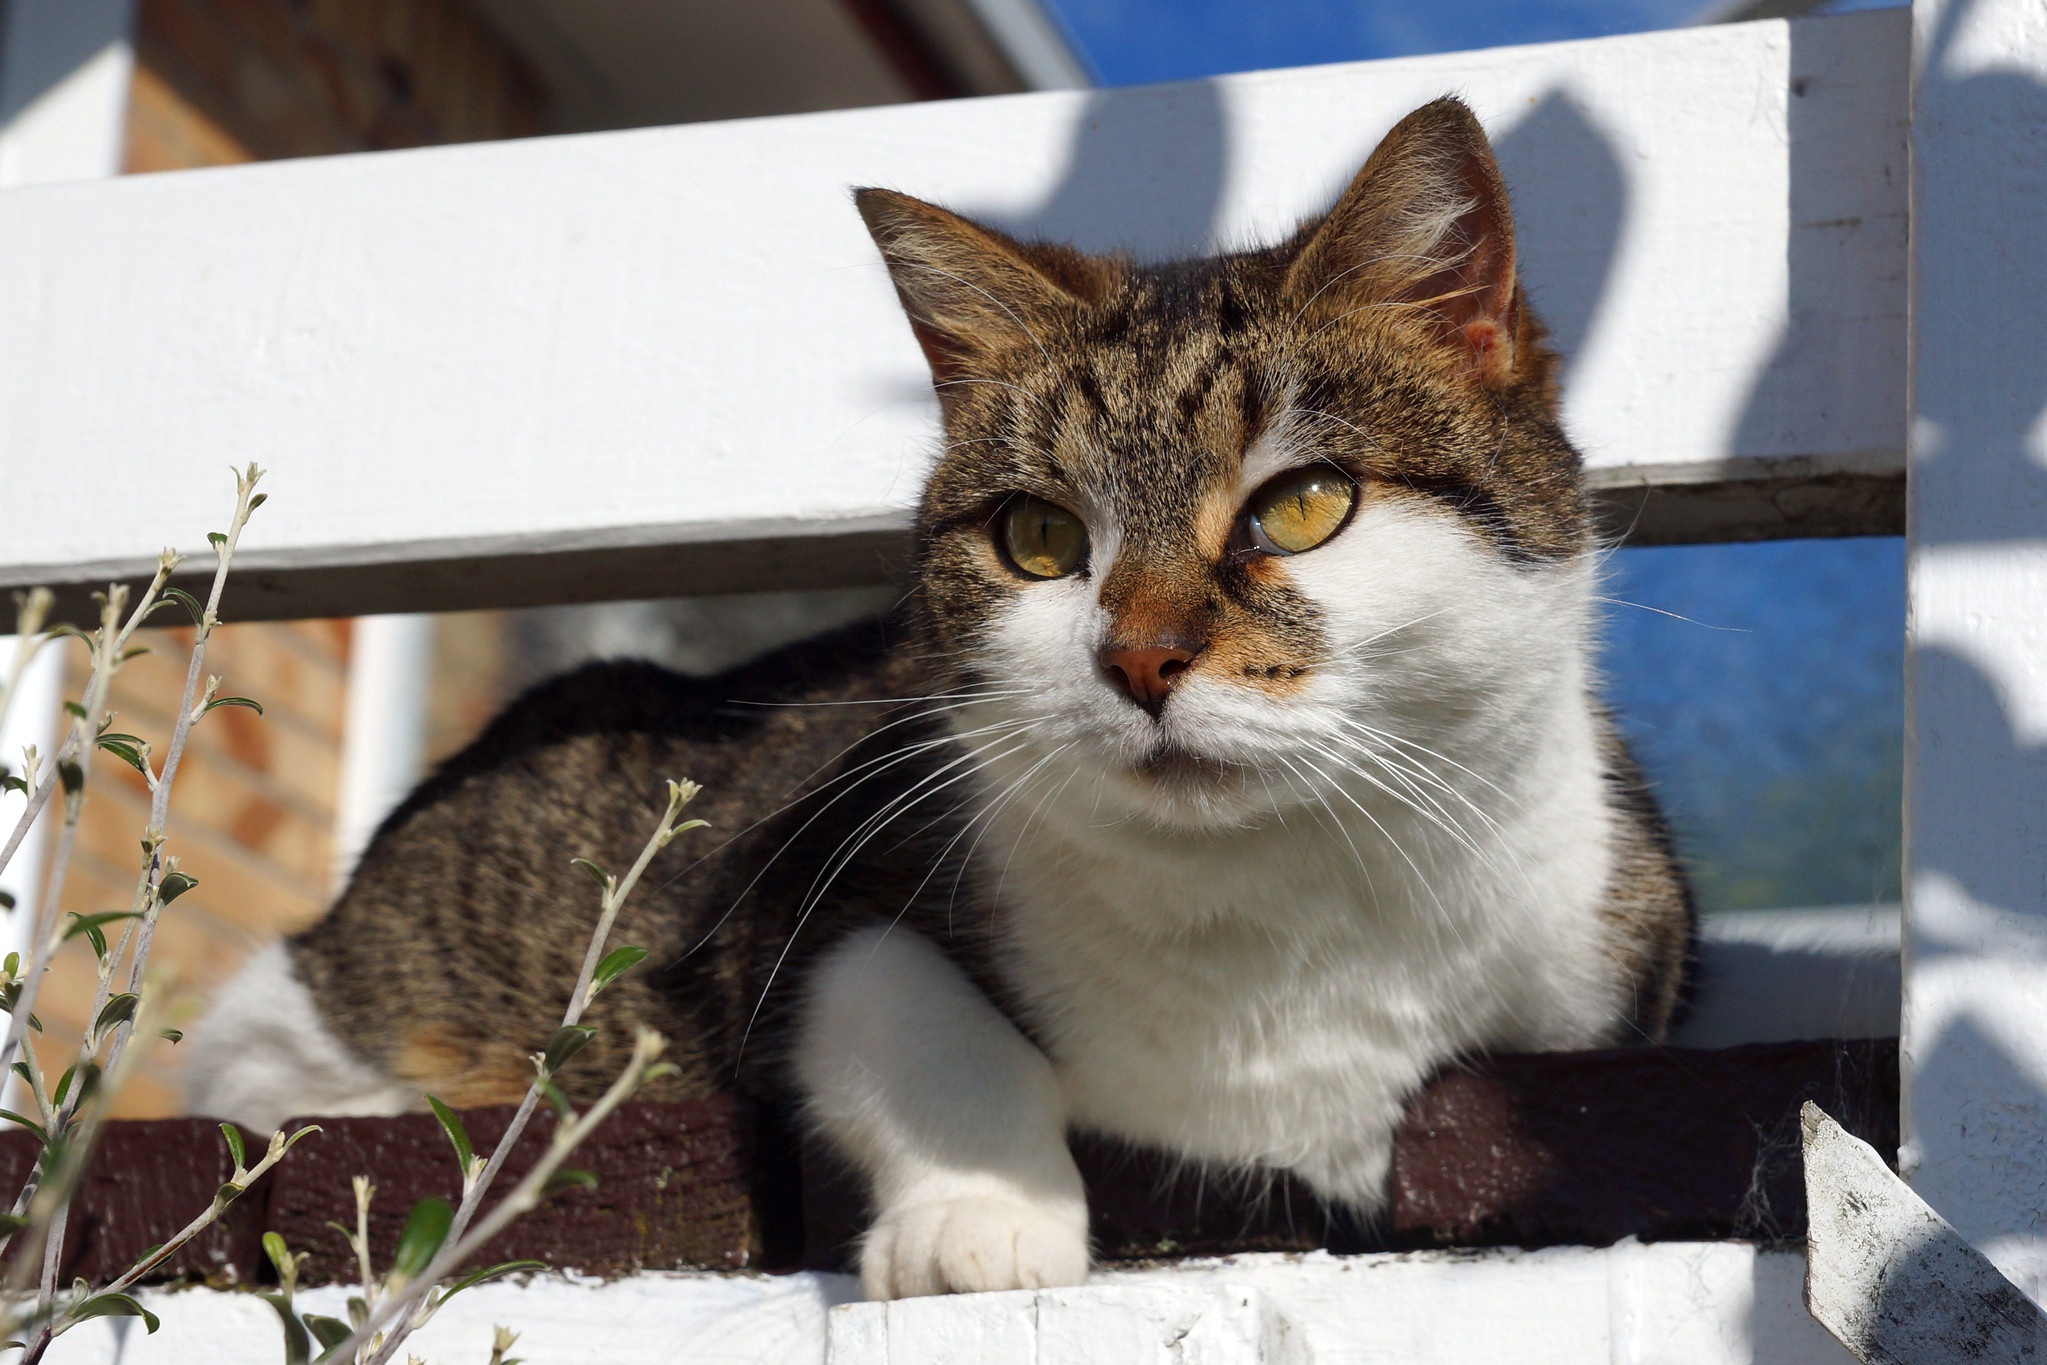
[323,780,699,1365]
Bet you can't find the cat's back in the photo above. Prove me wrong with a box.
[287,617,936,1106]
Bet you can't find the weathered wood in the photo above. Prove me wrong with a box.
[0,11,1908,621]
[1902,0,2047,1301]
[0,1118,268,1286]
[1804,1103,2047,1362]
[266,1097,766,1285]
[802,1039,1898,1270]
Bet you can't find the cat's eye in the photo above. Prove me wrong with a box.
[998,495,1088,580]
[1244,465,1357,556]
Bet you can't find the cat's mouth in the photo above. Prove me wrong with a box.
[1134,744,1242,791]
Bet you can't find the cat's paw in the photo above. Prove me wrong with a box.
[860,1193,1090,1299]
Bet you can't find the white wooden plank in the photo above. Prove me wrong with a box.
[1902,0,2047,1305]
[40,1246,1843,1364]
[826,1244,1852,1364]
[1803,1103,2047,1362]
[0,13,1905,618]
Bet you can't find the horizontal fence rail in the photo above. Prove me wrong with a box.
[0,10,1906,622]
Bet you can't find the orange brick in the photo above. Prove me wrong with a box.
[123,60,258,172]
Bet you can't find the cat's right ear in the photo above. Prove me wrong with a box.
[855,189,1080,388]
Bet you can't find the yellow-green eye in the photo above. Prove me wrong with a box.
[1245,465,1357,555]
[999,495,1088,579]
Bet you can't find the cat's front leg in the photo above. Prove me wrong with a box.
[794,924,1088,1300]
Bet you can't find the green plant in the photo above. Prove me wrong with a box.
[293,779,702,1364]
[0,470,699,1362]
[0,466,296,1360]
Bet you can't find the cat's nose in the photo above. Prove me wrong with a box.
[1100,642,1200,718]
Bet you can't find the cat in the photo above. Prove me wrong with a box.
[183,96,1692,1300]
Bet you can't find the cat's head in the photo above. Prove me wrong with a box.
[861,97,1594,831]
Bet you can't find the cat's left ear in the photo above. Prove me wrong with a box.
[855,189,1092,389]
[1283,97,1522,388]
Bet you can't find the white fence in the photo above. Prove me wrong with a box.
[1,11,1907,617]
[5,0,2047,1359]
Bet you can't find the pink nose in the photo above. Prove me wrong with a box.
[1100,643,1198,717]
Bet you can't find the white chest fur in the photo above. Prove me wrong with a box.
[972,692,1624,1208]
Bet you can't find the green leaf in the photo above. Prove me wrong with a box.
[94,993,139,1036]
[160,1028,184,1044]
[538,1079,572,1122]
[2,952,14,977]
[426,1095,474,1175]
[95,739,147,775]
[390,1196,453,1282]
[63,701,85,720]
[280,1123,321,1154]
[302,1314,352,1350]
[261,1292,311,1365]
[65,911,141,957]
[0,888,12,910]
[57,758,84,818]
[541,1025,596,1076]
[207,531,227,551]
[203,695,264,717]
[157,871,198,904]
[219,1121,246,1169]
[71,1293,160,1334]
[248,492,268,511]
[0,1213,27,1236]
[0,1112,45,1143]
[54,1062,100,1109]
[346,1295,368,1330]
[591,946,649,995]
[542,1168,598,1196]
[162,587,205,626]
[436,1259,546,1305]
[0,775,24,796]
[263,1231,293,1281]
[569,857,611,890]
[53,1064,75,1107]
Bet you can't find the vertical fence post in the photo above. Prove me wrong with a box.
[1903,0,2047,1296]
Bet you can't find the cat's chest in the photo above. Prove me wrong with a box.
[986,831,1507,1167]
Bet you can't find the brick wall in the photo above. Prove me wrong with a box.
[34,0,546,1118]
[124,0,543,171]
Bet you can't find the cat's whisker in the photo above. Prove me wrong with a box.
[1322,727,1504,838]
[667,717,1037,963]
[898,740,1077,936]
[1317,605,1458,663]
[1271,752,1378,902]
[1319,730,1546,909]
[738,729,1038,1048]
[671,708,1033,888]
[1298,737,1488,859]
[990,763,1081,908]
[740,727,1044,1052]
[1333,715,1522,811]
[1282,748,1464,940]
[733,681,1034,709]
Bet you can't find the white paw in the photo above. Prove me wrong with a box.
[861,1193,1090,1300]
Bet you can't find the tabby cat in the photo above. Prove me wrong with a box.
[185,97,1692,1300]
